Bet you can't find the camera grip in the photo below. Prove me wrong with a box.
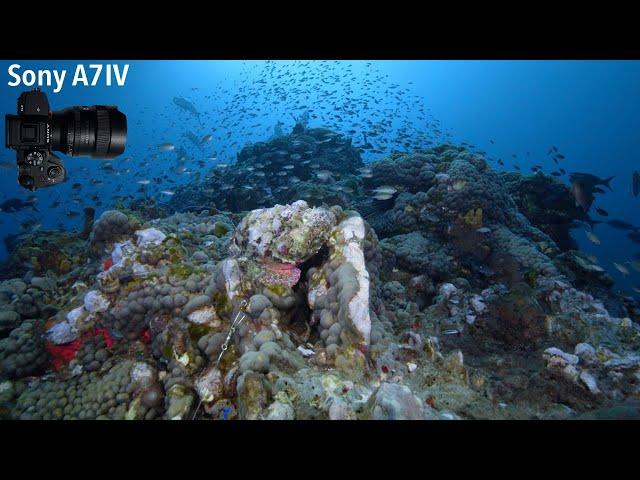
[16,150,66,191]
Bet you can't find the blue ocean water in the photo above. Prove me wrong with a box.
[0,60,638,294]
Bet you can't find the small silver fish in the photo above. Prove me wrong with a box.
[373,193,394,201]
[613,262,630,275]
[158,142,175,151]
[585,231,601,245]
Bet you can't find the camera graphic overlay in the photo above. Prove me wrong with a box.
[5,89,127,191]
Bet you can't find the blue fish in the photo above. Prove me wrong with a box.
[222,406,231,420]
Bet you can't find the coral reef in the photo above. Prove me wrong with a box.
[503,172,585,250]
[1,131,639,420]
[89,210,142,257]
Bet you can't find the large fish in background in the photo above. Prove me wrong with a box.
[632,170,640,197]
[570,172,614,212]
[571,179,595,211]
[570,172,615,191]
[173,96,200,117]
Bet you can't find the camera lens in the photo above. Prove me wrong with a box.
[50,105,127,159]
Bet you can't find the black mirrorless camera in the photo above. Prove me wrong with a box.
[5,89,127,191]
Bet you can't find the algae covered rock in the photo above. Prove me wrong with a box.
[0,321,50,380]
[89,210,140,257]
[0,310,20,332]
[237,371,270,420]
[367,382,425,420]
[230,200,336,265]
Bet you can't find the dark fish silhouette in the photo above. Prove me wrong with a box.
[633,170,640,197]
[0,198,38,213]
[628,231,640,244]
[173,97,200,116]
[570,172,614,212]
[571,180,595,211]
[570,172,614,191]
[607,219,638,231]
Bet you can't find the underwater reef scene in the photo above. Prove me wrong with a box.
[1,121,639,421]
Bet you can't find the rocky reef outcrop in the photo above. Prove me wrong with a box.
[502,172,585,251]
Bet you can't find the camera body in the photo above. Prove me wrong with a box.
[5,89,127,191]
[5,90,65,190]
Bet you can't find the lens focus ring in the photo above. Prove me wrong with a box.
[50,105,127,159]
[95,108,111,157]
